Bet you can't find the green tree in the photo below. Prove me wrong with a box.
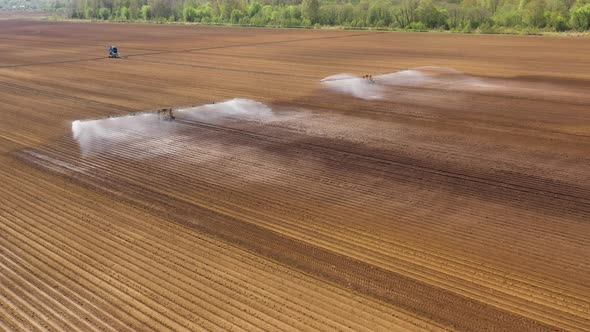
[98,7,110,19]
[140,4,151,19]
[320,4,338,25]
[368,0,392,26]
[523,0,546,26]
[570,3,590,29]
[302,0,320,23]
[197,4,213,20]
[547,11,569,30]
[150,0,181,19]
[394,0,419,28]
[183,4,197,21]
[290,5,301,20]
[446,4,465,29]
[338,3,354,25]
[230,8,244,22]
[491,3,522,26]
[417,0,443,28]
[128,0,140,18]
[120,5,130,18]
[247,1,262,17]
[483,0,500,14]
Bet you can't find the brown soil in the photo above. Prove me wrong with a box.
[1,19,590,331]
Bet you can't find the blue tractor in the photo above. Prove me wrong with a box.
[108,46,120,58]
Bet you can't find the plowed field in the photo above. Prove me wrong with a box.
[1,19,590,331]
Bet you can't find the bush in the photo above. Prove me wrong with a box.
[462,22,474,32]
[120,6,130,20]
[409,21,427,30]
[523,0,547,27]
[303,0,320,24]
[547,11,569,31]
[183,6,197,22]
[98,7,110,20]
[251,16,268,26]
[196,5,212,21]
[140,5,151,20]
[570,3,590,30]
[492,5,523,27]
[230,9,244,23]
[248,2,262,17]
[239,17,250,25]
[477,22,498,33]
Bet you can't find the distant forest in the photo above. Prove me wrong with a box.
[0,0,54,10]
[23,0,590,32]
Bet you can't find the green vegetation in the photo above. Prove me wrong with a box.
[50,0,590,32]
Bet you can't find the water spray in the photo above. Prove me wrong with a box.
[71,99,274,156]
[320,66,495,100]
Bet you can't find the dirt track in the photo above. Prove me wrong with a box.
[1,19,590,331]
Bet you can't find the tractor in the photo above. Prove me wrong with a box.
[108,46,120,58]
[157,108,175,121]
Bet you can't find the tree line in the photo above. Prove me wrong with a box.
[60,0,590,32]
[0,0,53,10]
